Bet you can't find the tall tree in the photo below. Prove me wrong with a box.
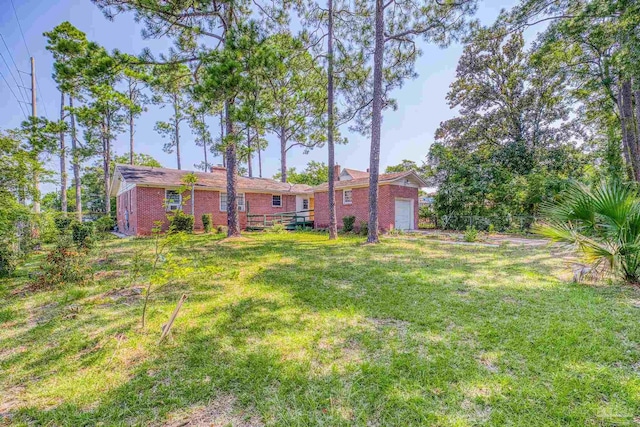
[44,22,91,220]
[260,33,326,183]
[428,30,587,224]
[361,0,477,243]
[151,59,192,170]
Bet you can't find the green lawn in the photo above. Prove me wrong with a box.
[1,232,640,426]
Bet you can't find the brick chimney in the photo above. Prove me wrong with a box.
[211,165,226,173]
[333,164,341,181]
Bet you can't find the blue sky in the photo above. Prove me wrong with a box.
[0,0,519,194]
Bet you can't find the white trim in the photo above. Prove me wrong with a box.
[165,189,182,212]
[134,183,311,196]
[220,192,245,212]
[272,194,282,208]
[343,189,353,205]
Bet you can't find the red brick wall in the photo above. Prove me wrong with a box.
[116,186,302,235]
[313,184,418,232]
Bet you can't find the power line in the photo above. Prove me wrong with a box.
[0,50,27,104]
[0,33,29,102]
[0,69,27,119]
[10,0,31,57]
[9,0,49,119]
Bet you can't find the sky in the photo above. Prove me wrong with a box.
[0,0,520,195]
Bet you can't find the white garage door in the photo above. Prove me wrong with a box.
[395,199,413,230]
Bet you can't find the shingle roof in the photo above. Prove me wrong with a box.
[313,171,423,191]
[114,164,313,194]
[342,168,369,179]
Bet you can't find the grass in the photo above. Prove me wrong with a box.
[1,231,640,426]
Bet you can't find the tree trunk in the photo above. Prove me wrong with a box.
[634,87,640,151]
[367,0,385,243]
[129,112,135,165]
[174,99,181,170]
[225,100,241,237]
[59,92,68,214]
[258,140,262,177]
[69,95,82,220]
[220,109,226,167]
[327,0,337,240]
[620,79,639,181]
[103,116,112,216]
[280,128,287,182]
[202,111,209,170]
[247,128,253,178]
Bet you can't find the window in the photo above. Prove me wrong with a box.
[343,189,353,205]
[220,193,245,212]
[165,190,182,211]
[272,195,282,207]
[302,199,309,210]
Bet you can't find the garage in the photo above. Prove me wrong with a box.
[395,199,413,230]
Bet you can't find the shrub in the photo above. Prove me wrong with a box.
[54,216,73,233]
[34,237,88,287]
[0,247,17,278]
[342,215,356,232]
[536,180,640,284]
[216,225,228,234]
[266,224,286,233]
[487,224,496,234]
[94,216,115,233]
[202,214,212,233]
[169,211,194,233]
[71,220,94,249]
[464,226,479,242]
[359,221,368,236]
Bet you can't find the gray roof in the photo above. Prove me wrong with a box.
[113,164,313,195]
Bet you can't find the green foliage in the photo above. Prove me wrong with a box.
[216,225,228,234]
[464,226,479,243]
[202,214,213,233]
[113,153,162,167]
[71,220,95,249]
[54,216,73,233]
[358,221,368,236]
[536,181,640,284]
[488,224,496,234]
[342,216,356,232]
[169,211,195,233]
[429,31,587,225]
[34,237,88,288]
[266,224,286,233]
[273,161,329,186]
[0,247,17,278]
[93,216,116,233]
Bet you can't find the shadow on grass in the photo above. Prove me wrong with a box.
[4,233,640,426]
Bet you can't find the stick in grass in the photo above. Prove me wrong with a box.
[159,294,187,344]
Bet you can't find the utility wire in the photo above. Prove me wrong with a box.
[0,33,29,102]
[0,69,27,119]
[0,50,27,104]
[10,0,49,119]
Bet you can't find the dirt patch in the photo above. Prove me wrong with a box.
[161,393,263,427]
[217,236,253,245]
[94,287,143,306]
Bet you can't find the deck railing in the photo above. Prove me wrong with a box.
[246,209,315,230]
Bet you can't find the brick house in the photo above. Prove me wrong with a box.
[111,164,425,235]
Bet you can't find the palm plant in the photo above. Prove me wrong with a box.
[535,181,640,284]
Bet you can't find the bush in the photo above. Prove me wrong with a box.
[93,216,115,233]
[216,225,228,234]
[202,214,212,233]
[487,224,496,234]
[266,223,286,233]
[0,247,17,278]
[342,216,356,232]
[359,221,368,236]
[71,220,94,249]
[33,237,88,287]
[464,226,479,242]
[169,210,194,233]
[54,216,73,233]
[536,181,640,284]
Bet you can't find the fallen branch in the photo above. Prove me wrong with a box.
[159,294,188,344]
